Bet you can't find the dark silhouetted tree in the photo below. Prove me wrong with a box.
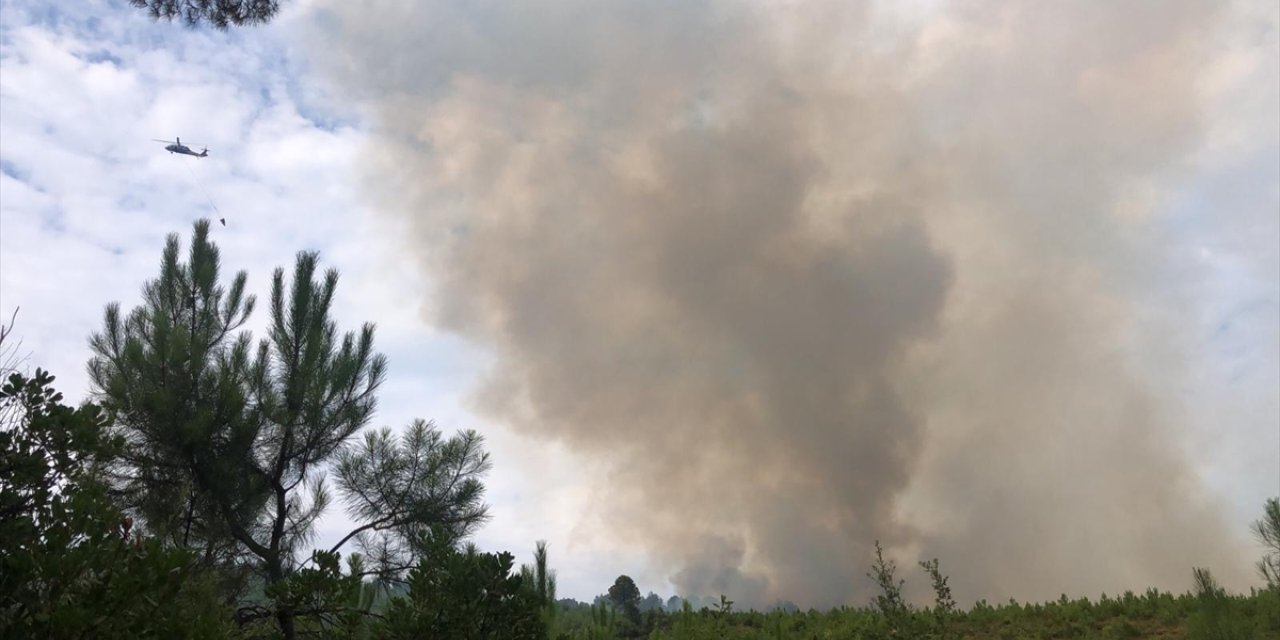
[608,574,642,628]
[639,591,663,612]
[128,0,282,29]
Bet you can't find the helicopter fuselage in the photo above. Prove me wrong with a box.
[165,144,207,157]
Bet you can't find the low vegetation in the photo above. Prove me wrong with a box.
[551,581,1278,640]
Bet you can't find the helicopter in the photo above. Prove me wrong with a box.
[153,137,208,158]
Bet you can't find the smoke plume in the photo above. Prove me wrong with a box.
[303,0,1270,606]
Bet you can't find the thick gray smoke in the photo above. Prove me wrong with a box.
[302,0,1267,607]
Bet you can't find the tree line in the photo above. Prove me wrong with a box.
[2,220,546,638]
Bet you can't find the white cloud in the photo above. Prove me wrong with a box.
[0,0,604,599]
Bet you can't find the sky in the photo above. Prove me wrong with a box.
[0,0,1277,609]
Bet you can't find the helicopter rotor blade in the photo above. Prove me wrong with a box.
[152,139,177,143]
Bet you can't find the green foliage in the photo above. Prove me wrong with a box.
[0,368,234,638]
[128,0,282,29]
[625,586,1280,640]
[551,599,617,640]
[88,219,261,564]
[920,557,956,638]
[568,539,1280,640]
[666,595,683,612]
[333,419,491,580]
[1186,566,1255,640]
[595,601,618,633]
[1253,497,1280,587]
[919,558,955,616]
[586,600,617,640]
[639,591,664,613]
[607,574,642,629]
[867,540,907,620]
[715,594,735,615]
[521,540,560,633]
[88,220,489,639]
[374,531,545,639]
[236,550,378,638]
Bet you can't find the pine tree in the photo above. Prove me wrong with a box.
[128,0,282,29]
[88,219,259,569]
[521,540,559,631]
[89,219,492,639]
[1255,497,1280,587]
